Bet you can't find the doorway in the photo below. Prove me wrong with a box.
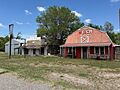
[83,47,88,59]
[41,47,44,55]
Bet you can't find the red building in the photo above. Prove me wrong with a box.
[60,26,117,60]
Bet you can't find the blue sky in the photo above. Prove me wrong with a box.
[0,0,120,37]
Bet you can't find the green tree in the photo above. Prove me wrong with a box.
[114,33,120,44]
[103,22,114,32]
[36,6,82,54]
[0,36,9,51]
[87,23,101,30]
[16,32,22,39]
[69,22,84,34]
[103,22,115,43]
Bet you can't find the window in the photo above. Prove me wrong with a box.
[95,47,99,55]
[100,47,104,55]
[14,44,19,45]
[41,47,44,55]
[68,47,72,54]
[116,47,120,52]
[24,48,28,54]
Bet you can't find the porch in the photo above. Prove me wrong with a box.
[23,46,48,56]
[60,46,112,60]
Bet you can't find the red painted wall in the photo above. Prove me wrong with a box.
[76,47,81,58]
[64,47,68,57]
[90,47,94,54]
[105,46,108,55]
[110,44,114,60]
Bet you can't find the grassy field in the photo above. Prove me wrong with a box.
[0,52,120,90]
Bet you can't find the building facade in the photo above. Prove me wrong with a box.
[22,36,48,56]
[5,39,24,55]
[60,26,118,60]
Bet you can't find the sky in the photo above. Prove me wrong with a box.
[0,0,120,38]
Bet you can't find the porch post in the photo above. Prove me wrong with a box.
[72,47,73,58]
[64,47,68,57]
[60,47,61,56]
[99,47,100,56]
[88,47,90,58]
[108,46,110,60]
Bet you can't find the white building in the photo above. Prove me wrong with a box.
[5,39,24,55]
[5,35,48,56]
[22,35,48,56]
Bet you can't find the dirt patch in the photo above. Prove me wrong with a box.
[98,72,120,79]
[61,64,89,70]
[29,63,60,68]
[48,73,93,86]
[29,63,48,67]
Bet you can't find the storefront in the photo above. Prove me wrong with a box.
[60,26,116,60]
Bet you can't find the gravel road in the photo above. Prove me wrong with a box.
[0,73,52,90]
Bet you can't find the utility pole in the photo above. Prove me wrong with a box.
[21,38,26,58]
[9,24,14,59]
[119,9,120,44]
[118,8,120,33]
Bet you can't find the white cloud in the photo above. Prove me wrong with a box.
[37,6,46,12]
[72,11,82,17]
[16,22,23,25]
[84,19,91,24]
[24,10,32,15]
[0,23,5,28]
[110,0,120,3]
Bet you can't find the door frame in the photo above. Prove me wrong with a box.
[82,47,88,59]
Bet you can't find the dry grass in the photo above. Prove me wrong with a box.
[0,52,120,90]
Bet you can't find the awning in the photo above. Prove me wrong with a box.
[60,42,112,47]
[22,45,42,49]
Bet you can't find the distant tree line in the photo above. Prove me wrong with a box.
[36,6,120,54]
[0,32,22,51]
[87,22,120,44]
[0,36,9,51]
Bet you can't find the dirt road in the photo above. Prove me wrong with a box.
[0,73,51,90]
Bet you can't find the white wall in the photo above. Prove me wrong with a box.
[25,48,48,56]
[44,47,48,55]
[5,39,24,55]
[36,49,40,55]
[28,49,33,56]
